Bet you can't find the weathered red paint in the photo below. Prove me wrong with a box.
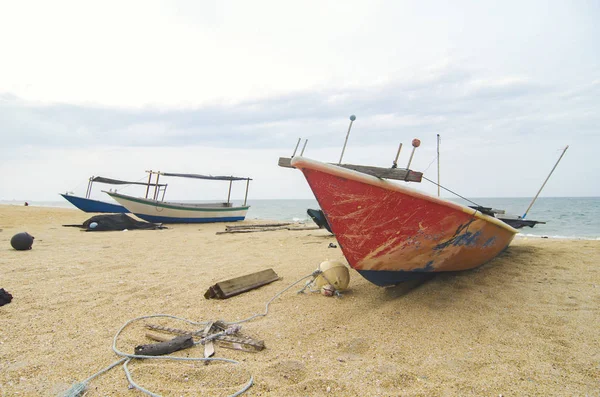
[292,157,517,278]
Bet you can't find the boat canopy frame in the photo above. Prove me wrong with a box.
[147,171,252,206]
[86,176,167,199]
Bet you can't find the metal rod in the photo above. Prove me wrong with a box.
[406,138,421,169]
[86,177,93,199]
[406,148,416,169]
[227,179,233,204]
[522,145,569,219]
[153,173,160,201]
[300,139,308,156]
[338,115,356,164]
[437,134,441,197]
[145,170,153,199]
[392,143,403,168]
[161,184,167,201]
[243,179,250,206]
[291,138,301,157]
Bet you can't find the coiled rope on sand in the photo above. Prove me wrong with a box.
[61,271,320,397]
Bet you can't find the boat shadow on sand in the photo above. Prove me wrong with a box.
[381,244,542,300]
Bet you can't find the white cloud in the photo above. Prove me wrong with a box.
[0,0,598,201]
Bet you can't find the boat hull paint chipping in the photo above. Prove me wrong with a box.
[106,192,249,224]
[291,157,517,286]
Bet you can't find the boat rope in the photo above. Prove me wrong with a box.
[60,271,319,397]
[421,175,483,208]
[420,154,438,174]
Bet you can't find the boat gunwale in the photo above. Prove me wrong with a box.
[290,156,518,234]
[104,192,250,212]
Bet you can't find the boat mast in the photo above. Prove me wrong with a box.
[291,138,301,157]
[227,179,233,204]
[338,115,356,164]
[243,179,250,206]
[145,170,153,199]
[437,134,440,197]
[153,172,161,200]
[86,177,93,199]
[300,139,308,156]
[406,139,421,169]
[391,143,402,168]
[522,145,569,219]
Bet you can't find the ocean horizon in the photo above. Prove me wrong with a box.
[2,196,599,240]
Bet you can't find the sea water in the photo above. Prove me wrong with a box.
[1,197,599,240]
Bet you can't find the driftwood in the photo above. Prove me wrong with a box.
[225,223,292,230]
[217,225,320,235]
[134,335,194,356]
[278,157,423,182]
[145,321,266,352]
[204,268,280,299]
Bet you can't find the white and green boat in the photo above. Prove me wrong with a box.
[104,172,251,224]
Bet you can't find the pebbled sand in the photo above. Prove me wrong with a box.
[0,205,599,396]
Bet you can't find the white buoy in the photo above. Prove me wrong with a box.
[313,260,350,291]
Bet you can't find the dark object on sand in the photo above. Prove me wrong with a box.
[10,232,34,250]
[498,217,546,229]
[0,289,13,306]
[307,209,333,233]
[204,268,280,299]
[135,335,194,356]
[63,213,165,231]
[468,206,546,229]
[328,243,337,248]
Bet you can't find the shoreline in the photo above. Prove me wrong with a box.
[1,205,599,396]
[2,202,598,241]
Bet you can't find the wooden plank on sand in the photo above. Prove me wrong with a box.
[204,268,280,299]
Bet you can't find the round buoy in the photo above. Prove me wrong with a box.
[314,260,350,291]
[89,222,98,229]
[10,232,34,251]
[412,138,421,148]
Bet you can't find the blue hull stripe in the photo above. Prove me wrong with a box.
[357,269,437,286]
[134,214,245,224]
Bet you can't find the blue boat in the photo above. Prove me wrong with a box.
[60,193,129,213]
[60,176,167,213]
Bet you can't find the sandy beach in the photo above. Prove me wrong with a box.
[0,205,598,396]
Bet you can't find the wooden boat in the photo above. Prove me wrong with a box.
[288,156,518,286]
[60,176,167,213]
[105,172,252,224]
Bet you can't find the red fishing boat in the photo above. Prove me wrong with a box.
[289,156,518,286]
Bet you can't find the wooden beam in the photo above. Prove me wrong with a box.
[278,157,422,182]
[204,268,280,299]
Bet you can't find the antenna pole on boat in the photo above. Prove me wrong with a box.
[437,134,441,197]
[522,145,569,219]
[86,177,93,199]
[291,138,301,157]
[392,143,403,168]
[406,138,421,169]
[243,178,250,206]
[227,178,233,205]
[338,114,356,164]
[145,170,153,199]
[300,139,308,156]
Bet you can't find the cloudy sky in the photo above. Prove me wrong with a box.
[0,0,598,202]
